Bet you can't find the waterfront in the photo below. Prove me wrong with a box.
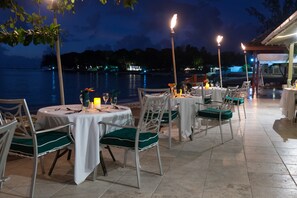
[0,68,283,113]
[0,68,186,112]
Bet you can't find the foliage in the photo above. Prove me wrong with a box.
[81,88,95,93]
[41,45,246,73]
[246,0,297,33]
[0,0,138,47]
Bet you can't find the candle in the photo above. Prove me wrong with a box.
[94,98,101,109]
[205,82,210,90]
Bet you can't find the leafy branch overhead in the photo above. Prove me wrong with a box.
[0,0,138,47]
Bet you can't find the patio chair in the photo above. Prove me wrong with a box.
[227,83,247,120]
[98,94,168,188]
[138,88,180,148]
[191,82,212,104]
[192,87,237,143]
[0,99,74,198]
[0,120,17,189]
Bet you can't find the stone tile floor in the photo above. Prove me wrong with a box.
[1,97,297,197]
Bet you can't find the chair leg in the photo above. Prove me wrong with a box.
[190,126,193,141]
[105,145,116,162]
[30,157,38,198]
[229,119,234,139]
[0,164,8,189]
[156,143,163,175]
[99,151,108,176]
[178,117,182,142]
[135,150,141,188]
[67,149,72,160]
[219,119,224,144]
[48,150,60,176]
[39,156,45,174]
[92,166,98,181]
[243,103,246,119]
[168,120,172,149]
[237,105,241,120]
[205,119,209,135]
[48,149,69,176]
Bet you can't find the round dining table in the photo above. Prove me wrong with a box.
[36,104,133,185]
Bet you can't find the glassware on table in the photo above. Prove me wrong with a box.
[79,92,90,111]
[102,93,109,105]
[110,96,118,106]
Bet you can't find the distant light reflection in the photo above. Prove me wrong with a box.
[51,70,57,103]
[248,87,252,99]
[128,74,137,97]
[143,74,147,88]
[273,88,275,99]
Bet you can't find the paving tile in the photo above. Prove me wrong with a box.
[1,98,297,197]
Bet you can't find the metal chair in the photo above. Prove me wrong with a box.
[0,99,74,198]
[192,87,237,143]
[228,83,248,120]
[138,88,180,148]
[191,82,212,104]
[97,94,168,188]
[0,120,17,189]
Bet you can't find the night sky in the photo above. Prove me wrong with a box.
[0,0,267,68]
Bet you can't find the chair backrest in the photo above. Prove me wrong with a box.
[137,94,169,136]
[223,86,239,110]
[190,82,205,97]
[0,99,35,137]
[0,120,17,181]
[138,88,171,110]
[241,81,251,89]
[239,81,251,97]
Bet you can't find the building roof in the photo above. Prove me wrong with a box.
[262,10,297,46]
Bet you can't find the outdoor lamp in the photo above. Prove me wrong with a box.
[241,43,249,82]
[217,35,223,88]
[170,14,178,85]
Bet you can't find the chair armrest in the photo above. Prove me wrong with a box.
[35,122,75,142]
[98,121,136,129]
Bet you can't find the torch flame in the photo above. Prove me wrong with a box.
[241,43,246,50]
[217,35,223,45]
[170,14,177,30]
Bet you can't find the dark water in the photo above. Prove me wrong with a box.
[0,68,282,113]
[0,68,181,112]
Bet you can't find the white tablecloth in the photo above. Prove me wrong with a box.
[36,104,133,184]
[191,87,226,102]
[280,88,297,120]
[208,87,227,102]
[171,96,202,138]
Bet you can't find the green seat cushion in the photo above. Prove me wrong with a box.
[10,132,72,157]
[225,96,244,105]
[100,128,158,150]
[198,108,233,120]
[161,110,178,123]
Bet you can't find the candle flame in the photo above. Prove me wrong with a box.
[217,35,223,45]
[241,43,246,50]
[170,14,177,29]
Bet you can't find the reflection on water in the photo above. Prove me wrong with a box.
[1,68,281,112]
[0,69,176,111]
[51,70,57,104]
